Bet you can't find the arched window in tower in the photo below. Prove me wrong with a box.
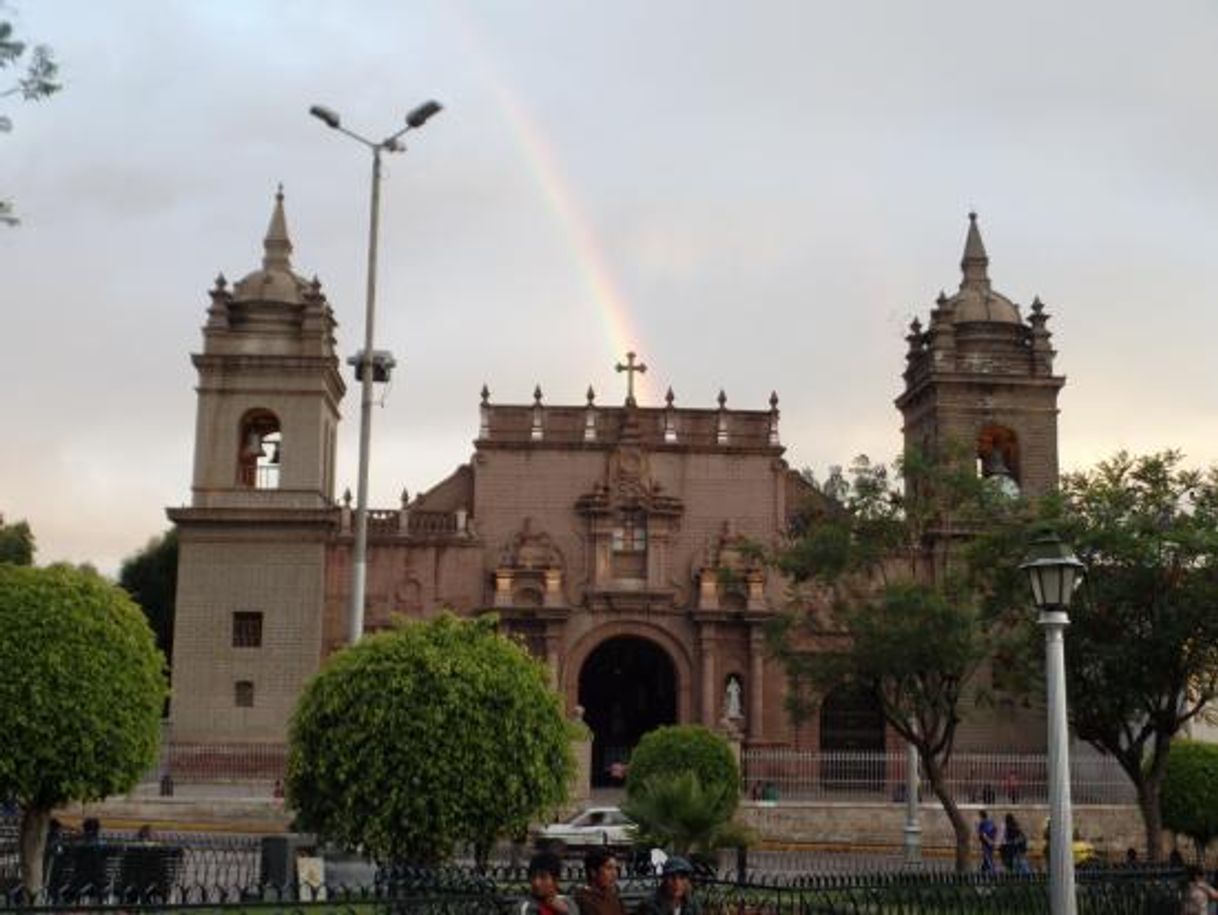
[611,509,647,580]
[237,410,282,490]
[976,425,1020,498]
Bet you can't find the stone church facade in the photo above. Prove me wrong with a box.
[168,195,1065,776]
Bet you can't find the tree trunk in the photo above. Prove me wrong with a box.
[1137,779,1164,862]
[925,760,971,873]
[19,805,50,899]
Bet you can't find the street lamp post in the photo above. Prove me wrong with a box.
[310,100,442,646]
[903,726,921,866]
[1020,533,1086,915]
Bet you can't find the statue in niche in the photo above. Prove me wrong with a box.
[725,675,744,720]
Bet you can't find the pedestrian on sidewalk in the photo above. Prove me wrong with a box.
[977,809,997,874]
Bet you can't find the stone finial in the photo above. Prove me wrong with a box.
[310,274,323,294]
[665,387,675,407]
[533,384,543,405]
[400,488,410,508]
[1031,295,1045,316]
[960,211,990,291]
[936,290,949,306]
[342,487,353,507]
[480,383,490,406]
[909,317,922,334]
[213,272,228,291]
[769,391,779,410]
[586,385,595,405]
[717,389,727,409]
[262,184,293,272]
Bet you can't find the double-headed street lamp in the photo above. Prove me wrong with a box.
[1020,533,1086,915]
[310,100,443,646]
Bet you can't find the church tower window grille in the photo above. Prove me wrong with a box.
[977,424,1021,497]
[237,410,281,490]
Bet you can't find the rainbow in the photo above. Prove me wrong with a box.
[451,9,651,402]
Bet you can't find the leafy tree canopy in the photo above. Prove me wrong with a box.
[772,449,1022,872]
[0,564,167,893]
[119,529,178,662]
[2,9,61,225]
[286,613,573,865]
[1011,450,1218,860]
[1161,739,1218,862]
[0,513,34,565]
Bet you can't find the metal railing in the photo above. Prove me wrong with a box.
[742,749,1137,805]
[0,858,1192,914]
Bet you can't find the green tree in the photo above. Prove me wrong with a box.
[1022,451,1218,861]
[1161,739,1218,864]
[119,529,178,663]
[286,614,572,865]
[772,451,1015,872]
[0,564,167,894]
[1,9,61,225]
[0,513,34,565]
[621,771,754,859]
[623,725,744,858]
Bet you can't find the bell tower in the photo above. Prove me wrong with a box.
[169,189,344,744]
[189,188,344,509]
[896,214,1064,497]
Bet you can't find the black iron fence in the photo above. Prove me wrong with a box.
[0,853,1195,914]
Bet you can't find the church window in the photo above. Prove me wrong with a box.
[611,511,647,580]
[232,612,263,648]
[237,410,281,490]
[612,511,647,553]
[234,680,255,708]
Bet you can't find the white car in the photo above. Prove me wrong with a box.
[537,806,636,849]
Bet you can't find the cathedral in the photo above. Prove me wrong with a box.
[168,195,1064,782]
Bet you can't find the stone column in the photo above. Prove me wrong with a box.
[748,626,765,741]
[544,631,561,687]
[700,624,718,726]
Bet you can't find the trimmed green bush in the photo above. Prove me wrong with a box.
[626,724,740,822]
[0,564,167,893]
[287,613,572,865]
[1161,739,1218,860]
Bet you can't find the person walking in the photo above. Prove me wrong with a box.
[575,849,626,915]
[635,856,701,915]
[520,852,580,915]
[976,810,998,874]
[1000,813,1030,875]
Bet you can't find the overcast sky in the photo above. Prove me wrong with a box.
[4,1,1217,574]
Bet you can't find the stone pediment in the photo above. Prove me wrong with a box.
[498,517,564,570]
[575,445,684,518]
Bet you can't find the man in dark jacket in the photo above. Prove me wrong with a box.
[574,848,626,915]
[635,856,701,915]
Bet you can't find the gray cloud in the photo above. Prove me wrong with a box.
[3,0,1217,574]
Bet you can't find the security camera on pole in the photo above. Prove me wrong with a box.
[309,100,442,645]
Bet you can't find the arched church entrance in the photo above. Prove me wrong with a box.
[579,636,677,788]
[819,684,886,792]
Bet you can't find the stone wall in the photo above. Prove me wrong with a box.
[741,801,1152,859]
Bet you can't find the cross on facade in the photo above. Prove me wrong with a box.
[615,351,647,405]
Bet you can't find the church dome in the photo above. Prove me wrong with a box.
[945,285,1021,324]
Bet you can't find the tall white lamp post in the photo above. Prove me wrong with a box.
[309,100,442,645]
[1020,533,1086,915]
